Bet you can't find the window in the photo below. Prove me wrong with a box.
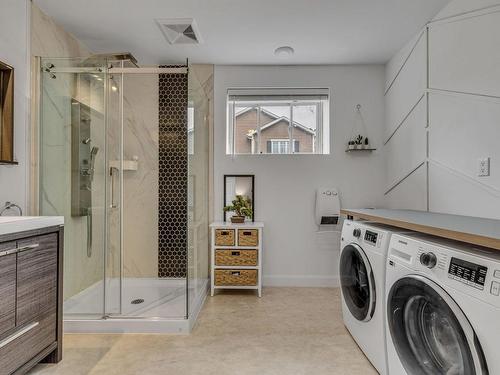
[268,139,300,154]
[226,88,330,155]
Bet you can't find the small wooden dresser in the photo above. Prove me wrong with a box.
[210,222,264,297]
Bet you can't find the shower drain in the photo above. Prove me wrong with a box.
[131,298,145,305]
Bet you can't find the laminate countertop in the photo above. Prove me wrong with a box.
[340,209,500,251]
[0,216,64,237]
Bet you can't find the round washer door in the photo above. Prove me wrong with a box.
[387,275,488,375]
[339,243,376,322]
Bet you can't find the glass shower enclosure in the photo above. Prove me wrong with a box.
[37,56,210,332]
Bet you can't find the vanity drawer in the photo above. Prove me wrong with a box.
[0,311,56,375]
[16,233,58,326]
[215,269,258,286]
[0,241,16,253]
[215,249,257,266]
[0,254,16,338]
[238,229,259,246]
[214,229,235,246]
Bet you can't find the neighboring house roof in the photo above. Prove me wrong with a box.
[259,117,316,135]
[236,107,316,137]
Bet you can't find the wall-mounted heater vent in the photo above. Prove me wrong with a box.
[156,18,202,44]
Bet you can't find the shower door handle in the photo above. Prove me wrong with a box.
[109,166,119,209]
[87,211,92,258]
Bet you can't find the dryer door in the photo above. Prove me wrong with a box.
[387,275,488,375]
[339,244,376,322]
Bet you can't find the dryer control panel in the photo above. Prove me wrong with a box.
[364,230,378,245]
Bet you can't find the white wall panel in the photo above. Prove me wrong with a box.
[429,92,500,190]
[385,35,427,140]
[429,11,500,97]
[432,0,500,21]
[385,31,425,93]
[385,163,427,211]
[429,162,500,219]
[386,97,427,190]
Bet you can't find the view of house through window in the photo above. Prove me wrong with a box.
[226,88,330,155]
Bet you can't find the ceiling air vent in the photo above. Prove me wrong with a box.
[156,18,202,44]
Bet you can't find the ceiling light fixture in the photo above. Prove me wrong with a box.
[274,46,294,57]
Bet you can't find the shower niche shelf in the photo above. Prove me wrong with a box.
[109,159,139,171]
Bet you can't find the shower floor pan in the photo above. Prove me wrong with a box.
[64,277,208,334]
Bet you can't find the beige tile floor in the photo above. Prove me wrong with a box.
[29,288,377,375]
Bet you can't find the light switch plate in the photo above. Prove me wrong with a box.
[478,157,490,177]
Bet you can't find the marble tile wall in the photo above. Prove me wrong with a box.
[122,74,159,278]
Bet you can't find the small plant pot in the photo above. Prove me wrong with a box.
[348,144,355,150]
[230,215,245,224]
[355,144,361,150]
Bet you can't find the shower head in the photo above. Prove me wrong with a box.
[83,52,139,67]
[90,146,99,157]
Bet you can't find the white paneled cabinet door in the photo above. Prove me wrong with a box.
[429,10,500,97]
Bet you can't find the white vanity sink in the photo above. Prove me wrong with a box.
[0,216,64,236]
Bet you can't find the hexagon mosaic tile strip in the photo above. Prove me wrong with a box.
[158,66,188,278]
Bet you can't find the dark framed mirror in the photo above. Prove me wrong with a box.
[0,60,15,164]
[224,174,254,222]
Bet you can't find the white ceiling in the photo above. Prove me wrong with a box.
[34,0,450,66]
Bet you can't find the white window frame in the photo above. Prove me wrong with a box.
[226,88,330,156]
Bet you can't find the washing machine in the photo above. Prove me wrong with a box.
[386,233,500,375]
[340,220,410,375]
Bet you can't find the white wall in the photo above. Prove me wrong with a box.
[384,0,500,219]
[0,0,29,212]
[214,65,386,286]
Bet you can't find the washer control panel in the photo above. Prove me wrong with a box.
[448,257,488,290]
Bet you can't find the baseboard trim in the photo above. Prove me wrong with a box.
[263,275,339,288]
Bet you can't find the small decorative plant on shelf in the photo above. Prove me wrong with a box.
[348,140,355,150]
[354,134,364,149]
[364,137,369,149]
[224,195,253,223]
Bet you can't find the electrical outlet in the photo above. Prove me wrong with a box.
[478,157,490,177]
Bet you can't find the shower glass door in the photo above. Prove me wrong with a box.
[39,58,197,321]
[108,66,189,319]
[187,65,211,317]
[39,57,108,319]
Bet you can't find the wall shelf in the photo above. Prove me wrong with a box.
[345,148,377,153]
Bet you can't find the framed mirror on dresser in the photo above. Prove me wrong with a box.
[223,175,254,222]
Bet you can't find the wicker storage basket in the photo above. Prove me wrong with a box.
[214,269,258,286]
[238,229,259,246]
[215,229,235,246]
[215,249,258,266]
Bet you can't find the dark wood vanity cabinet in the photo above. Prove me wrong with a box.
[0,252,16,337]
[0,227,63,375]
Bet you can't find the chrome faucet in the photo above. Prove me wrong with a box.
[0,201,23,216]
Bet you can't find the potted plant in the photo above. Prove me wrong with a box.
[354,134,363,149]
[348,141,355,150]
[223,195,253,223]
[364,137,369,149]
